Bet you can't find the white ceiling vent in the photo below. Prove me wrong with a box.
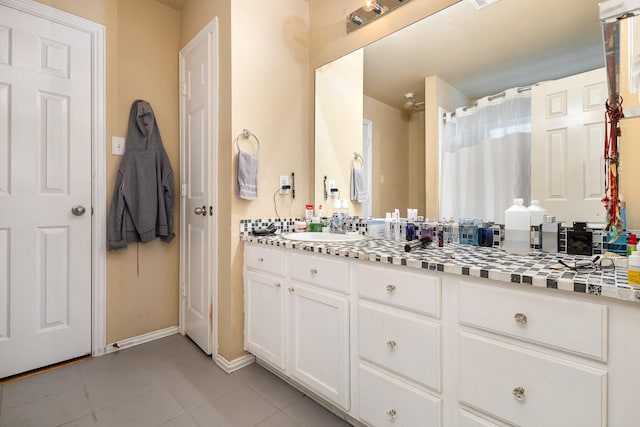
[469,0,500,10]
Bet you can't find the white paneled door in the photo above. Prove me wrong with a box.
[179,20,218,355]
[0,4,92,378]
[531,68,607,224]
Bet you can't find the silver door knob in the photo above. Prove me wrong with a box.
[71,205,86,216]
[194,205,207,216]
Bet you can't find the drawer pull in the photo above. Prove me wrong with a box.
[257,257,264,262]
[387,409,397,421]
[386,284,396,294]
[514,312,528,325]
[310,268,318,276]
[512,386,526,401]
[386,340,397,351]
[274,283,281,288]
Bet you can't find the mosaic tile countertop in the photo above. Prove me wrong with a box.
[242,234,640,304]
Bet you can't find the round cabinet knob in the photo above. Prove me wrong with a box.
[310,269,318,276]
[514,312,528,325]
[386,340,397,351]
[512,386,526,401]
[387,409,397,421]
[288,287,295,293]
[274,283,281,288]
[386,284,396,294]
[257,257,264,262]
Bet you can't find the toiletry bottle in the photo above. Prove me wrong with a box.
[384,213,393,239]
[528,200,547,249]
[628,233,637,256]
[406,222,415,241]
[628,251,640,287]
[305,204,313,223]
[394,209,401,241]
[504,198,530,255]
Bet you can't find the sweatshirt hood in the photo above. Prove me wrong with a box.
[125,99,161,151]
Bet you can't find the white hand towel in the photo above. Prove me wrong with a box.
[237,150,258,200]
[350,166,368,202]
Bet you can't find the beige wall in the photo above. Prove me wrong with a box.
[363,95,410,216]
[315,49,364,217]
[180,0,311,360]
[33,0,182,344]
[619,20,640,230]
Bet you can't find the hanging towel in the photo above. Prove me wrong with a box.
[350,165,368,202]
[237,150,259,200]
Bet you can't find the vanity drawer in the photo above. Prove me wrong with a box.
[458,280,607,360]
[359,302,440,391]
[458,332,606,427]
[458,409,506,427]
[358,263,441,317]
[359,364,441,427]
[288,252,349,293]
[244,244,285,276]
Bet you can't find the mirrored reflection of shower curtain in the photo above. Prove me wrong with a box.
[440,88,531,224]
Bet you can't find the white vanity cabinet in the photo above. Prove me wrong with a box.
[456,280,608,427]
[356,263,443,426]
[243,241,640,426]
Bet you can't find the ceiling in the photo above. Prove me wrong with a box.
[363,0,606,110]
[154,0,187,11]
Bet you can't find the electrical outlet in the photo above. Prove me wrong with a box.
[279,175,289,195]
[328,180,336,197]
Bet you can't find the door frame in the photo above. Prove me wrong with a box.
[178,19,219,357]
[0,0,107,357]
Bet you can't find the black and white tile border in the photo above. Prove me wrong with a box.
[241,226,640,304]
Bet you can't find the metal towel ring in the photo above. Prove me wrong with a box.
[234,129,260,153]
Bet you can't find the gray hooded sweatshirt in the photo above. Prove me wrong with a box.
[107,100,175,250]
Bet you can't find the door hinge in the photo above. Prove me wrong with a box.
[181,284,186,297]
[180,82,187,96]
[181,184,187,198]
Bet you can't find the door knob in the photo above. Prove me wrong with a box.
[194,205,207,216]
[71,205,86,216]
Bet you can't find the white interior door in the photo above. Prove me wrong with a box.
[531,68,607,224]
[0,4,92,378]
[180,21,218,355]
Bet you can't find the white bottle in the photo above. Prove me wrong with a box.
[504,198,530,255]
[528,200,547,227]
[394,209,401,241]
[384,213,393,239]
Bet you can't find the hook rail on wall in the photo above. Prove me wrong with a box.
[234,128,260,153]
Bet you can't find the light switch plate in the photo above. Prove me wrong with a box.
[112,136,125,155]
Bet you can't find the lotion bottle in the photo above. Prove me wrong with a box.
[628,250,640,287]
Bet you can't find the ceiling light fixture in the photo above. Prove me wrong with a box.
[403,93,415,110]
[346,0,414,33]
[363,0,384,14]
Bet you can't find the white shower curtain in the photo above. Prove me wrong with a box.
[440,88,531,224]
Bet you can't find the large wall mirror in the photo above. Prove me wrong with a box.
[314,0,606,222]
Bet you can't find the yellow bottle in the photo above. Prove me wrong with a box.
[628,251,640,287]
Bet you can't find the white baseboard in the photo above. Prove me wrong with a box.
[215,353,255,373]
[104,326,179,354]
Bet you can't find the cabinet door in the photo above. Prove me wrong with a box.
[288,282,350,410]
[244,271,285,370]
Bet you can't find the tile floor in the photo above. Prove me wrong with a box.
[0,334,352,427]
